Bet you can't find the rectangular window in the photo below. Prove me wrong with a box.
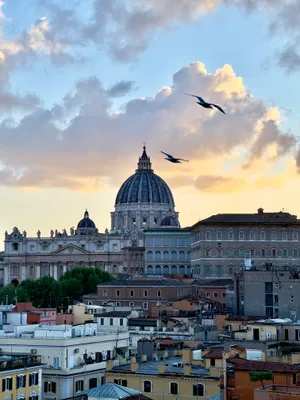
[89,378,97,389]
[130,290,134,297]
[239,231,244,240]
[100,318,104,326]
[265,282,273,294]
[157,290,161,297]
[261,231,266,240]
[44,381,56,393]
[205,231,211,240]
[282,231,287,240]
[17,375,26,388]
[143,302,148,310]
[12,242,19,251]
[293,232,298,240]
[228,230,234,240]
[30,372,39,386]
[103,290,107,297]
[170,382,178,395]
[75,380,84,392]
[250,231,256,240]
[261,248,266,257]
[282,249,288,257]
[110,318,113,326]
[114,379,127,387]
[211,358,216,367]
[120,318,123,326]
[217,231,222,240]
[53,356,60,368]
[144,290,148,297]
[116,290,120,296]
[2,377,12,391]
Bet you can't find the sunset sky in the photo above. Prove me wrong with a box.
[0,0,299,243]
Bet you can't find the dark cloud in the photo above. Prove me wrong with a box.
[107,80,136,97]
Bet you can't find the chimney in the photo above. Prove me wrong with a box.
[184,364,191,376]
[130,357,138,373]
[258,208,264,214]
[182,348,192,364]
[158,364,166,374]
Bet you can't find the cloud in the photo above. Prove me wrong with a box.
[33,0,300,71]
[107,80,136,97]
[0,61,296,192]
[195,175,245,192]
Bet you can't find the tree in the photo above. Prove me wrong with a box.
[249,371,273,389]
[21,276,62,308]
[60,267,114,295]
[0,284,29,304]
[61,278,83,310]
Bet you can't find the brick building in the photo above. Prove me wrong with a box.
[83,279,198,315]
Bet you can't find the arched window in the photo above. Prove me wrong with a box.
[171,265,177,274]
[272,248,277,257]
[143,380,152,393]
[163,251,169,260]
[171,251,177,260]
[163,265,169,274]
[155,251,161,260]
[146,251,153,260]
[179,265,185,274]
[170,382,178,395]
[193,384,204,397]
[155,265,161,275]
[228,248,234,257]
[179,251,185,260]
[147,265,153,274]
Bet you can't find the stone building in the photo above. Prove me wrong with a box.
[2,146,180,285]
[144,224,191,276]
[191,208,300,279]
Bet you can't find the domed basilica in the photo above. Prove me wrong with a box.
[2,147,182,285]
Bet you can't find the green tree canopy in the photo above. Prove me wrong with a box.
[61,278,83,310]
[21,276,62,308]
[60,267,114,295]
[0,284,29,304]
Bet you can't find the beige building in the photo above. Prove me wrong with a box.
[0,354,42,400]
[106,348,220,400]
[191,208,300,279]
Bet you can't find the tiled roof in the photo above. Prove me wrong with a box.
[203,349,224,359]
[80,382,143,398]
[193,211,298,227]
[196,279,233,287]
[99,279,193,287]
[228,358,300,372]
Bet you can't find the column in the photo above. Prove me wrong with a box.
[36,264,41,278]
[21,265,26,281]
[136,212,141,229]
[63,265,67,274]
[124,212,128,229]
[3,264,9,286]
[53,263,58,280]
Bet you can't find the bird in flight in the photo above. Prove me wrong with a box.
[185,93,226,114]
[161,151,189,163]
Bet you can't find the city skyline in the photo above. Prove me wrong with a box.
[0,1,299,243]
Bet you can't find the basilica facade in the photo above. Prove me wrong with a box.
[2,147,181,285]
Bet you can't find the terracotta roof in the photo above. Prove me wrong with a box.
[228,358,300,372]
[203,349,223,359]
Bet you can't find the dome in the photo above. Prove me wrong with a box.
[160,215,180,227]
[115,146,175,206]
[77,210,96,229]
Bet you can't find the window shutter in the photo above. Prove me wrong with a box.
[24,375,26,387]
[44,381,48,392]
[9,378,12,390]
[16,376,19,389]
[2,379,5,392]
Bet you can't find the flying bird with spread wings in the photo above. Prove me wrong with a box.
[161,151,189,164]
[185,93,226,114]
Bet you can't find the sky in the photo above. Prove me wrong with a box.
[0,0,300,243]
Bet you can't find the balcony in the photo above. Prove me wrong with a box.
[0,355,42,371]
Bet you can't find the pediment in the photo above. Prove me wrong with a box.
[52,244,89,254]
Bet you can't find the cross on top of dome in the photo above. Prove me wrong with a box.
[137,145,153,172]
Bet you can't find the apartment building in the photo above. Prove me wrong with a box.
[0,322,130,400]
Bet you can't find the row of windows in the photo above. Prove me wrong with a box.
[193,247,300,258]
[100,317,125,326]
[146,237,190,247]
[2,372,38,392]
[115,379,205,396]
[193,229,298,242]
[146,250,190,261]
[147,265,191,274]
[193,265,234,276]
[44,376,105,394]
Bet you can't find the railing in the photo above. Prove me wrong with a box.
[0,355,42,371]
